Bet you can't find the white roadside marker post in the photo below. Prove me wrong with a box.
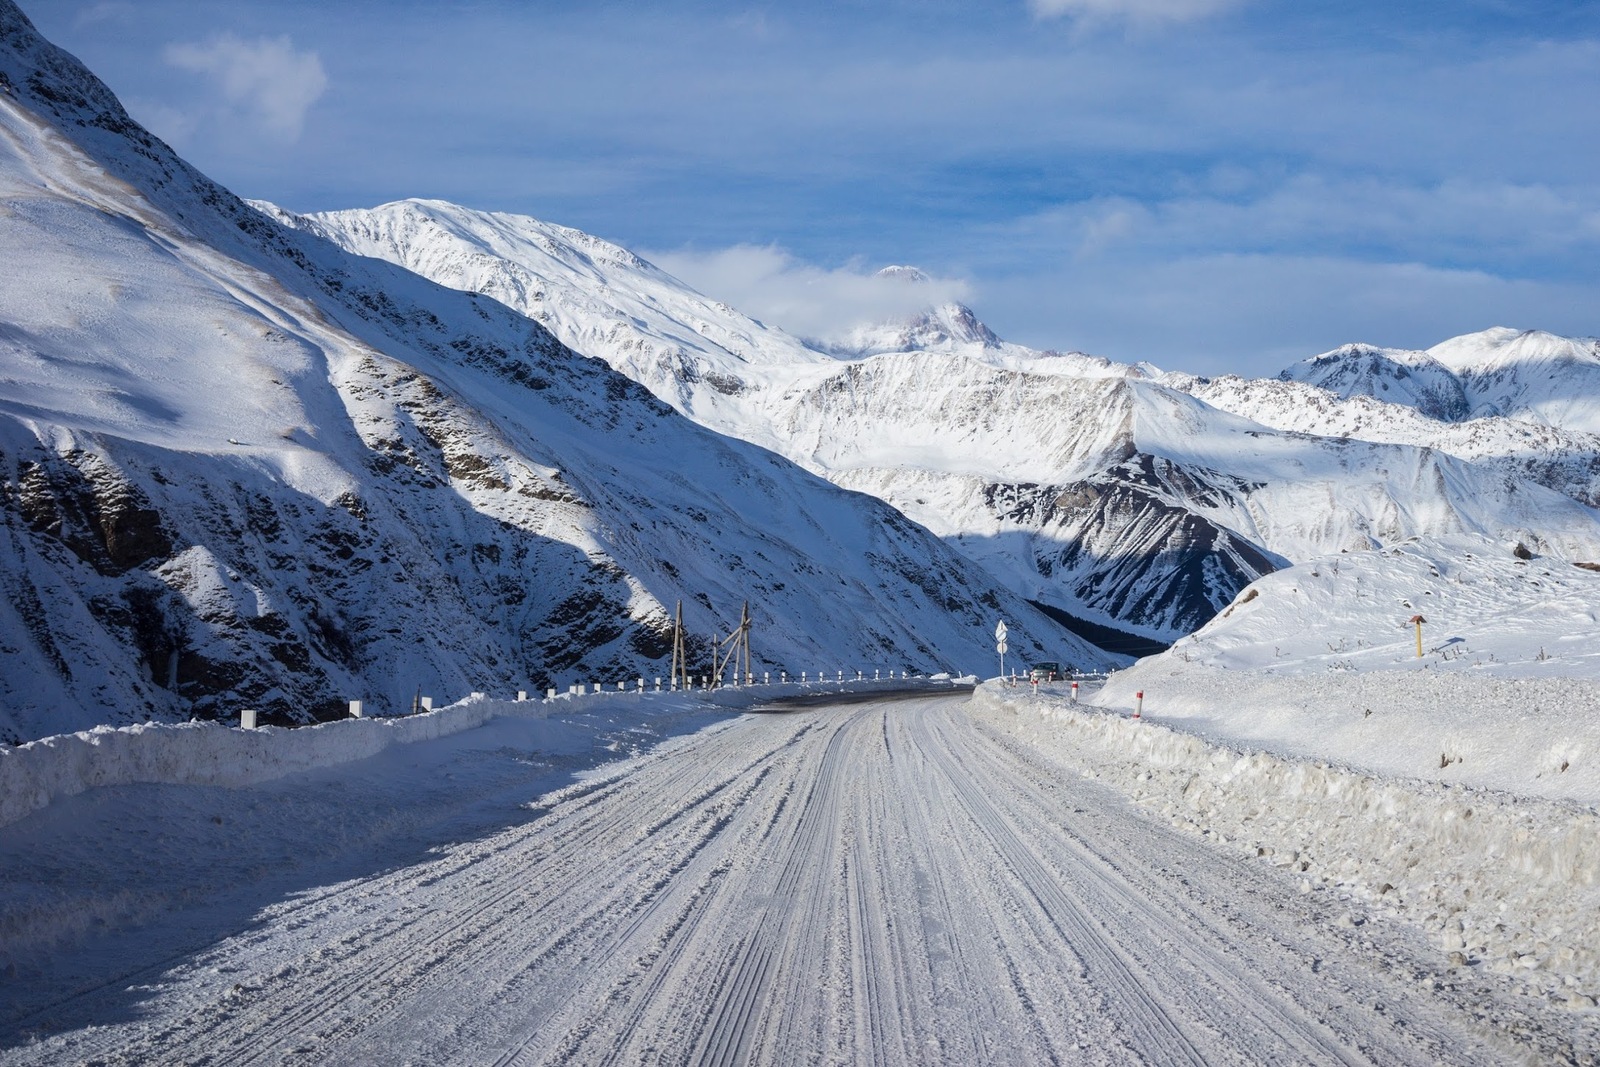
[420,696,433,711]
[1071,680,1079,703]
[240,708,257,730]
[1133,691,1143,720]
[547,688,557,699]
[349,700,362,718]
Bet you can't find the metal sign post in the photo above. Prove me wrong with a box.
[994,620,1008,680]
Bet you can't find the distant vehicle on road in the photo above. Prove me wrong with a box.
[1028,661,1064,683]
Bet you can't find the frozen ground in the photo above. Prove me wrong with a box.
[3,688,1594,1064]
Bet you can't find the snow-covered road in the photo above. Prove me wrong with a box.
[1,694,1566,1064]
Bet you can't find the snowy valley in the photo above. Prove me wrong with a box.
[4,0,1600,1060]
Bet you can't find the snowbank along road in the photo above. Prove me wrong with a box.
[2,693,1580,1064]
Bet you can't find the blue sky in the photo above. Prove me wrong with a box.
[28,0,1600,376]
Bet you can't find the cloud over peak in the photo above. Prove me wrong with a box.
[647,245,971,342]
[164,33,327,140]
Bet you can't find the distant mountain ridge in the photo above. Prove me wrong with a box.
[1273,329,1600,432]
[290,199,1600,644]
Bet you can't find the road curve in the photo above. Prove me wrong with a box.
[5,694,1550,1065]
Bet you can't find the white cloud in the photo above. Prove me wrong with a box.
[1000,175,1600,270]
[646,245,972,341]
[164,34,327,140]
[1028,0,1246,25]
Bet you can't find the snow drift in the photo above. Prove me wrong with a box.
[973,685,1600,1010]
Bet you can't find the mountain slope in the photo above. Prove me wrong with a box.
[0,1,1099,742]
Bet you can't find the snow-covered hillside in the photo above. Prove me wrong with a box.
[262,198,836,449]
[0,1,1100,743]
[294,200,1600,645]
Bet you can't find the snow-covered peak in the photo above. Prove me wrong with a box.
[825,302,1002,357]
[1278,342,1470,423]
[1426,327,1600,376]
[1427,328,1600,431]
[290,194,1600,647]
[291,198,819,371]
[874,265,931,284]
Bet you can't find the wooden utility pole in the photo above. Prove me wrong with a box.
[713,602,753,686]
[669,600,690,691]
[741,601,752,685]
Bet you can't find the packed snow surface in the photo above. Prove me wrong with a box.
[4,688,1590,1064]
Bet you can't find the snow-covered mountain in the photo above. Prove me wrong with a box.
[1171,334,1600,509]
[291,200,1600,646]
[1278,343,1471,423]
[0,1,1102,743]
[1431,328,1600,432]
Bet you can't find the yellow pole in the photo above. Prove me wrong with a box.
[1415,619,1423,658]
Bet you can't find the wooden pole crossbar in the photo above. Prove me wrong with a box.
[671,600,752,690]
[712,602,753,686]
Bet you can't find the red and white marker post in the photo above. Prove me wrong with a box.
[1070,680,1079,703]
[1133,691,1143,719]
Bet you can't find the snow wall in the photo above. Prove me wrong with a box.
[0,678,956,830]
[970,684,1600,1010]
[0,694,529,829]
